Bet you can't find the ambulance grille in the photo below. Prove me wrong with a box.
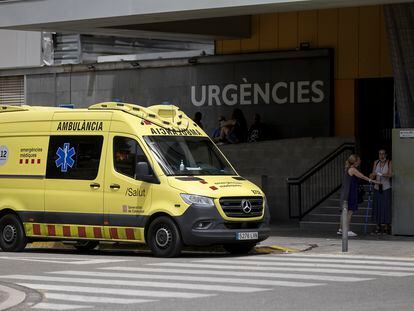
[219,196,263,218]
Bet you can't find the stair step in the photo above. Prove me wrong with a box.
[312,206,373,215]
[300,221,377,233]
[321,198,371,207]
[304,213,376,224]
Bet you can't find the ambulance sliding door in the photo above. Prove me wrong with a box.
[44,112,111,239]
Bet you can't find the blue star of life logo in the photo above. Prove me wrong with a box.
[55,143,76,172]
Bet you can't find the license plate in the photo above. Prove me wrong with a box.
[236,232,259,240]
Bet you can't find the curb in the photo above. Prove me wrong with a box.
[0,284,26,311]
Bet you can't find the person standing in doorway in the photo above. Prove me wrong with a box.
[370,149,392,234]
[338,154,377,237]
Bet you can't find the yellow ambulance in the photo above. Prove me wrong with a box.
[0,102,269,257]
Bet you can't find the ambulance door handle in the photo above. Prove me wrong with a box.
[90,183,100,189]
[110,184,120,190]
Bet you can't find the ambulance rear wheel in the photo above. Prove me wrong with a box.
[223,242,256,255]
[74,240,99,251]
[148,216,183,258]
[0,214,27,252]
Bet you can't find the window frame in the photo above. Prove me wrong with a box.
[45,135,104,181]
[112,135,157,182]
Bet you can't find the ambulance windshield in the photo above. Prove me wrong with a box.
[144,136,236,176]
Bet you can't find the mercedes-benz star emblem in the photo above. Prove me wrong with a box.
[241,199,252,214]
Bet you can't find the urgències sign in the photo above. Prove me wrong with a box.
[191,80,325,107]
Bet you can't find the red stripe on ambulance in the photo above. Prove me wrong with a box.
[125,228,135,240]
[63,226,71,237]
[110,228,119,239]
[33,224,41,235]
[78,227,86,238]
[93,227,102,238]
[47,225,56,236]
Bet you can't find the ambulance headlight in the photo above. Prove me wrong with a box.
[180,194,215,207]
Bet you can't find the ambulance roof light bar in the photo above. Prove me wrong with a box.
[88,102,189,130]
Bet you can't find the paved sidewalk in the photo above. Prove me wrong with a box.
[261,221,414,257]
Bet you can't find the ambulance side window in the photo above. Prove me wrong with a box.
[46,135,103,180]
[113,136,152,179]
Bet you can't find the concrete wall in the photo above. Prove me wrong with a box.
[219,136,353,221]
[0,30,41,69]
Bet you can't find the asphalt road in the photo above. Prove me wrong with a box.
[1,247,414,311]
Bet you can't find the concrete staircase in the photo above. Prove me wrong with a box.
[300,186,377,234]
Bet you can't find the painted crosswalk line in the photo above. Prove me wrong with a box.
[230,255,414,267]
[281,254,414,262]
[194,259,414,272]
[150,262,413,277]
[0,256,129,265]
[44,293,155,304]
[1,274,269,293]
[18,283,214,299]
[49,270,326,287]
[98,267,372,282]
[32,302,92,310]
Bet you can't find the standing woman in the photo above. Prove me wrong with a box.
[338,154,376,237]
[370,149,392,234]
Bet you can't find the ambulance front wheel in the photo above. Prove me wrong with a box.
[0,214,27,252]
[148,216,183,258]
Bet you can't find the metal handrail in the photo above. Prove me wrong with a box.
[287,142,355,220]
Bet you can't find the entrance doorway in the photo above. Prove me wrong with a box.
[356,78,394,175]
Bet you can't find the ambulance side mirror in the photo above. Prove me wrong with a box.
[135,162,159,184]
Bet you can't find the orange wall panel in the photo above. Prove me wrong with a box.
[318,9,338,77]
[259,13,278,51]
[358,6,381,77]
[222,39,241,54]
[298,11,318,48]
[215,40,223,55]
[335,79,355,137]
[338,7,359,79]
[241,15,260,52]
[278,12,298,49]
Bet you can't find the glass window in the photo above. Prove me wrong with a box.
[144,136,236,176]
[46,136,103,180]
[113,136,152,179]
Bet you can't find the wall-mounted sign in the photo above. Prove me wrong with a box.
[399,130,414,138]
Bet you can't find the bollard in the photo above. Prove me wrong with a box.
[341,200,348,252]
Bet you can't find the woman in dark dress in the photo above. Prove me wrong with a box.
[338,154,378,237]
